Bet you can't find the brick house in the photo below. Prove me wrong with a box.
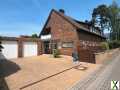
[39,9,106,63]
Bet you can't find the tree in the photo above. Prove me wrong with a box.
[31,33,38,38]
[108,1,120,40]
[92,4,109,35]
[91,1,120,40]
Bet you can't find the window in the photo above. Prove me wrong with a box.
[62,42,73,48]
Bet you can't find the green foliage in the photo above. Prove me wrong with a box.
[91,1,120,40]
[31,33,38,38]
[0,37,3,52]
[100,40,120,50]
[100,42,109,50]
[52,49,60,58]
[108,40,120,49]
[108,1,120,40]
[92,4,109,34]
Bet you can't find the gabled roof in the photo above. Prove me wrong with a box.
[40,9,105,38]
[52,9,89,31]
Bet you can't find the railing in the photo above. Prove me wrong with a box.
[41,34,51,40]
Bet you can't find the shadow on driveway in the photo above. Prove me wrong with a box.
[0,53,20,90]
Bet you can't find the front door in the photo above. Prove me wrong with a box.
[44,41,50,54]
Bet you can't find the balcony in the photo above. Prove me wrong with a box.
[41,34,51,41]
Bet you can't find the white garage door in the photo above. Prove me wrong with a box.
[1,41,18,59]
[23,42,37,57]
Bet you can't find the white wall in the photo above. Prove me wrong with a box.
[23,42,37,57]
[1,41,18,59]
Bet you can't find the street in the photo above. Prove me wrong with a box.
[70,50,120,90]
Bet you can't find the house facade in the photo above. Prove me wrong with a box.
[0,9,105,63]
[39,9,105,58]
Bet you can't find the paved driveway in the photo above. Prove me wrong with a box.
[70,50,120,90]
[1,54,99,90]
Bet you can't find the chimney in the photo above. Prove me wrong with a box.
[59,9,65,14]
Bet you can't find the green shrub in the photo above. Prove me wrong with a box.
[100,42,109,50]
[0,38,3,52]
[52,49,60,58]
[31,33,38,38]
[108,40,120,49]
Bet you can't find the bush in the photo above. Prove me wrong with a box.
[52,49,60,58]
[108,40,120,49]
[100,42,109,50]
[31,33,38,38]
[0,38,3,52]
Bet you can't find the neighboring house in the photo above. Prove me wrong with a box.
[39,9,106,57]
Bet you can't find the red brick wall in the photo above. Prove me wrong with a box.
[78,49,95,63]
[44,12,79,55]
[76,31,105,63]
[37,41,43,55]
[47,12,78,40]
[77,30,103,42]
[18,38,23,57]
[60,48,73,56]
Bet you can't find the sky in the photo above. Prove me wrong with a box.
[0,0,119,37]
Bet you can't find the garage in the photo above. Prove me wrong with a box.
[23,42,38,57]
[0,37,42,59]
[1,41,18,59]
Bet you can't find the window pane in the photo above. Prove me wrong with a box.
[62,42,73,48]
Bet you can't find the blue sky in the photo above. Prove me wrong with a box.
[0,0,119,37]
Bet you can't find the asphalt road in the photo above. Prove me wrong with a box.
[70,51,120,90]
